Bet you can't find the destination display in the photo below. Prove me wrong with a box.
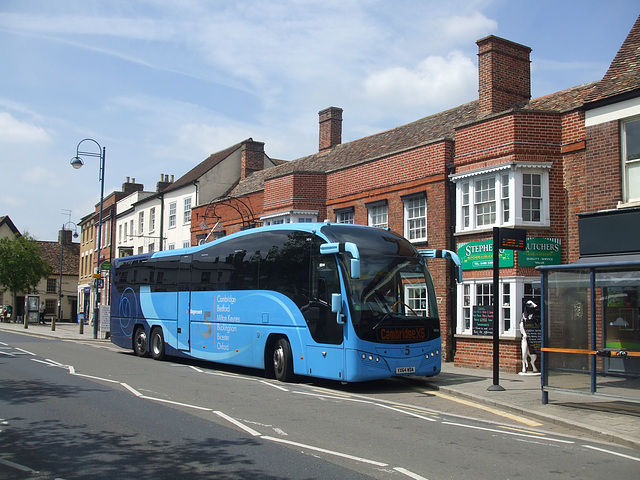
[378,326,428,342]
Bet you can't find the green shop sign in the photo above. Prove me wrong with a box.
[458,241,513,270]
[518,237,561,267]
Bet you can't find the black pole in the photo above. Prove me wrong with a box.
[488,227,505,391]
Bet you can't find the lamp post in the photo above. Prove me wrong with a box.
[71,139,106,339]
[56,221,78,332]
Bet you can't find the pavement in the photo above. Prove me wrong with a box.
[1,320,638,451]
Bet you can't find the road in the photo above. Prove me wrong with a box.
[1,331,639,479]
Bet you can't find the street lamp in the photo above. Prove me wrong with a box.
[56,221,78,332]
[71,138,106,339]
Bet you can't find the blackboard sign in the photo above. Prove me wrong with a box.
[473,305,493,336]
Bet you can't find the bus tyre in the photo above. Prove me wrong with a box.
[133,327,148,357]
[273,337,293,382]
[150,328,165,361]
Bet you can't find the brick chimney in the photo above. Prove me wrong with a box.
[319,107,343,152]
[477,36,531,116]
[241,139,265,179]
[58,228,74,245]
[122,176,144,195]
[156,173,174,193]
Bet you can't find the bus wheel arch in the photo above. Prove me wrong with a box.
[269,335,294,382]
[149,327,165,361]
[133,325,149,357]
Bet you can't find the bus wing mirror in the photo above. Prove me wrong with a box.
[350,259,360,279]
[419,249,463,283]
[331,293,345,324]
[320,242,361,279]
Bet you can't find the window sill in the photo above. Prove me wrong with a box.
[454,223,551,236]
[454,333,518,340]
[617,200,640,209]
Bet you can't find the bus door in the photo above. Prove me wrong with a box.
[177,254,191,351]
[303,246,345,379]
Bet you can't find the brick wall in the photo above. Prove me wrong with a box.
[454,337,525,372]
[585,121,622,211]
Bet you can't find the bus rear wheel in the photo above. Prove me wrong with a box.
[272,337,293,382]
[150,328,165,361]
[133,327,148,357]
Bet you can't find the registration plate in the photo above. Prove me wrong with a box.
[396,367,416,374]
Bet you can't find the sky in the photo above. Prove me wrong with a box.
[1,0,638,240]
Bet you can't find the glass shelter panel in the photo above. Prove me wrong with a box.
[546,270,591,390]
[543,267,640,402]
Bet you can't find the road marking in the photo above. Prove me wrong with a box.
[312,388,351,398]
[258,380,289,391]
[214,411,262,436]
[121,383,143,397]
[394,466,429,480]
[15,347,36,355]
[375,403,437,422]
[31,358,58,366]
[262,435,389,467]
[500,425,545,436]
[583,445,640,462]
[430,390,543,427]
[442,421,574,443]
[140,395,212,411]
[391,405,438,416]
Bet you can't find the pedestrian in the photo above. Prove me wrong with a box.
[3,305,12,323]
[1,306,7,323]
[39,303,46,324]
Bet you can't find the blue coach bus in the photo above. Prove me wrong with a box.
[111,222,458,382]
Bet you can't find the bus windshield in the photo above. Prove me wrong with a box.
[320,225,440,344]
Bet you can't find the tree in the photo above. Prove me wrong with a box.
[0,233,53,315]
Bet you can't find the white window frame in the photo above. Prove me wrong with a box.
[622,116,640,204]
[169,202,177,229]
[138,211,144,236]
[403,195,427,242]
[451,163,551,233]
[183,197,192,225]
[456,277,539,338]
[149,207,156,233]
[260,210,318,226]
[336,209,354,224]
[405,283,428,316]
[368,203,388,229]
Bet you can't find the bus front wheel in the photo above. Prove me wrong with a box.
[272,337,293,382]
[150,328,165,361]
[133,327,148,357]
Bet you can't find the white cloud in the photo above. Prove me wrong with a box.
[0,112,51,144]
[361,51,477,115]
[437,11,498,45]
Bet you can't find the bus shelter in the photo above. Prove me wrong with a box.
[539,257,640,404]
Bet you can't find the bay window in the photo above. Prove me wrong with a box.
[452,163,551,233]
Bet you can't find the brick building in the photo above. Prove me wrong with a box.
[191,18,640,371]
